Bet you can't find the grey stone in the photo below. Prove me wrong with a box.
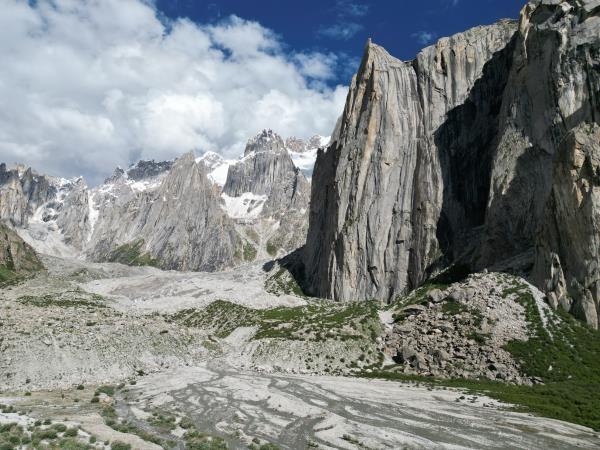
[302,0,600,329]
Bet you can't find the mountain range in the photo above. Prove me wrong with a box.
[1,0,600,446]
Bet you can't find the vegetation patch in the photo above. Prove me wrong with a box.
[106,239,159,267]
[264,267,304,297]
[266,240,278,257]
[363,282,600,431]
[100,406,167,448]
[243,242,257,262]
[184,430,227,450]
[18,289,106,309]
[169,299,382,343]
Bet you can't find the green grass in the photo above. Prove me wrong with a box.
[264,267,305,297]
[100,406,167,448]
[0,264,17,284]
[18,291,106,309]
[184,430,227,450]
[266,240,278,257]
[243,243,257,262]
[363,281,600,431]
[106,239,159,267]
[170,299,382,342]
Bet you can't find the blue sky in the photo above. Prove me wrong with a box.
[156,0,525,85]
[1,0,525,183]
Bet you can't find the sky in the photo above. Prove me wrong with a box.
[0,0,524,185]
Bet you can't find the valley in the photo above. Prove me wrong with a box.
[1,1,600,449]
[2,256,600,449]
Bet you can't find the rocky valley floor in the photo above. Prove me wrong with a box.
[1,256,600,449]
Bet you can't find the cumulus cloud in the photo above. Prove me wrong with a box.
[0,0,348,185]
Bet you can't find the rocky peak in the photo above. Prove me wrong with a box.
[244,129,286,157]
[104,167,125,184]
[197,151,225,170]
[126,159,173,181]
[285,137,307,153]
[302,0,600,329]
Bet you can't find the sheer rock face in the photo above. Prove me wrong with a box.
[223,130,310,214]
[87,153,239,272]
[223,130,311,254]
[55,179,91,251]
[303,0,600,327]
[0,164,58,227]
[533,124,600,328]
[303,21,517,302]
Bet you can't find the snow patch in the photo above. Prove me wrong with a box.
[197,151,235,187]
[129,178,163,192]
[220,192,267,219]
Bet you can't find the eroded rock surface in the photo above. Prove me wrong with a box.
[303,0,600,327]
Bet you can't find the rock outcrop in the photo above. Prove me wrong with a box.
[303,0,600,326]
[222,130,311,255]
[533,124,600,328]
[303,21,517,302]
[0,222,43,280]
[87,153,240,271]
[223,129,310,216]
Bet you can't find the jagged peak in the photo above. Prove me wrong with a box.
[126,158,174,181]
[244,129,286,157]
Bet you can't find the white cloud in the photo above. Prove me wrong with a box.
[318,22,364,41]
[336,1,369,17]
[412,30,438,45]
[0,0,348,185]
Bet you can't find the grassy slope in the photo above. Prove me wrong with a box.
[106,240,159,267]
[169,299,381,342]
[365,280,600,431]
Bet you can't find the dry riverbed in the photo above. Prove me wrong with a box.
[2,256,600,449]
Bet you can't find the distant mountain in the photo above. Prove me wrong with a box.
[220,129,312,257]
[0,130,321,269]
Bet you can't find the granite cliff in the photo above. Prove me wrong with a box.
[303,0,600,327]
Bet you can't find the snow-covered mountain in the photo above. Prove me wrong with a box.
[286,135,330,178]
[196,132,329,187]
[0,129,325,268]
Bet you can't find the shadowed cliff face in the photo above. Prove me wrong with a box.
[303,21,518,303]
[303,0,600,327]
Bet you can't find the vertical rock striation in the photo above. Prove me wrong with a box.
[303,0,600,328]
[304,22,517,302]
[87,153,240,271]
[222,130,311,255]
[223,130,310,216]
